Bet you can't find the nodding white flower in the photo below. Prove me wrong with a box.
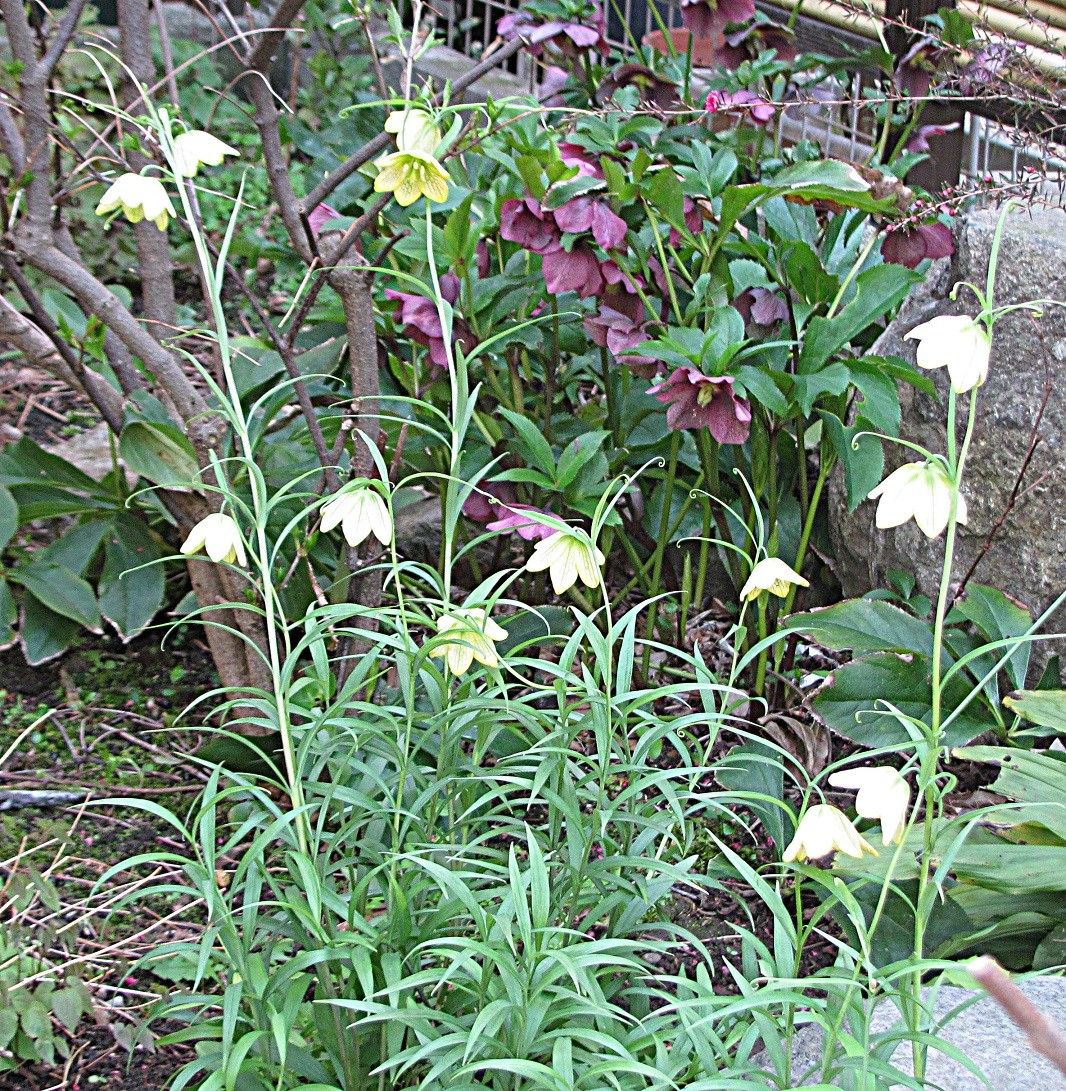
[95,173,176,231]
[320,484,392,549]
[180,512,246,566]
[173,130,239,178]
[740,557,809,602]
[828,766,911,846]
[373,150,450,207]
[384,108,442,155]
[904,314,991,393]
[524,530,605,595]
[783,804,879,864]
[430,607,508,675]
[867,460,965,540]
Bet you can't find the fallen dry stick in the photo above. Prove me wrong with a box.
[969,956,1066,1077]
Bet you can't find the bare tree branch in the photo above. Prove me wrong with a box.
[0,291,123,434]
[117,0,179,336]
[246,0,309,73]
[39,0,92,79]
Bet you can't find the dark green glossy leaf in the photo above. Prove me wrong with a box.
[10,561,100,630]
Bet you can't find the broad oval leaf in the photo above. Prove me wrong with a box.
[10,560,101,630]
[119,421,201,490]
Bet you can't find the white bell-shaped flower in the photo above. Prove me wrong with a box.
[95,173,176,231]
[173,130,239,178]
[783,804,878,863]
[740,557,809,602]
[524,530,605,595]
[320,484,393,549]
[180,512,246,566]
[904,314,991,393]
[828,765,911,845]
[384,108,442,155]
[429,607,508,675]
[867,460,965,539]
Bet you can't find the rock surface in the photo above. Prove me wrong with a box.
[779,977,1066,1089]
[827,206,1066,656]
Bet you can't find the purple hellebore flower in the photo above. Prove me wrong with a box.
[539,65,570,105]
[906,122,960,154]
[308,202,341,235]
[559,142,604,180]
[894,37,951,98]
[717,19,796,67]
[648,366,752,444]
[600,261,643,298]
[487,503,558,541]
[542,244,603,297]
[680,0,755,40]
[597,63,682,111]
[500,197,562,255]
[584,306,654,368]
[881,221,954,269]
[553,195,628,250]
[476,239,490,279]
[749,287,789,326]
[706,88,776,125]
[598,282,645,323]
[385,273,475,370]
[497,3,606,55]
[463,480,518,523]
[957,43,1013,95]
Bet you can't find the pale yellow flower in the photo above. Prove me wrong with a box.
[373,150,450,207]
[430,607,508,675]
[180,512,246,566]
[95,173,176,231]
[905,314,991,394]
[867,460,965,540]
[320,485,392,548]
[828,766,911,846]
[173,130,239,178]
[740,557,809,602]
[384,108,442,155]
[524,530,605,595]
[783,804,878,863]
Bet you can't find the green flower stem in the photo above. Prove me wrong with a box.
[697,430,738,593]
[752,597,770,697]
[910,390,978,1080]
[162,121,308,858]
[545,299,560,442]
[643,431,681,665]
[778,451,832,619]
[827,232,880,323]
[644,205,685,326]
[600,346,618,437]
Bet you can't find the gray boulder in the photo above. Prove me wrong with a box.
[777,976,1066,1089]
[827,206,1066,657]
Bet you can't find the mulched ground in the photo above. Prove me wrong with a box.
[2,1025,195,1091]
